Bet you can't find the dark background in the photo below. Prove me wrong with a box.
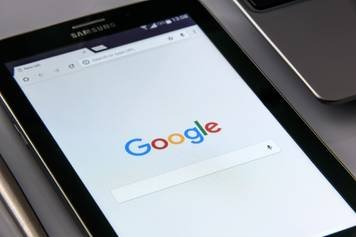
[0,0,355,235]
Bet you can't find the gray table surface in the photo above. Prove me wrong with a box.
[0,0,355,236]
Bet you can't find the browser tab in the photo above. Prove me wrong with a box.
[91,45,108,52]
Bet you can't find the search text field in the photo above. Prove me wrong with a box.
[112,140,280,204]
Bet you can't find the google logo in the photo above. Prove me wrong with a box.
[125,120,221,156]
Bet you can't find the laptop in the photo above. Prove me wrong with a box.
[233,0,356,103]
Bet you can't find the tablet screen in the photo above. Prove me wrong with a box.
[8,14,356,236]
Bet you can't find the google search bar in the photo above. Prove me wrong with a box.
[112,140,280,204]
[79,28,191,67]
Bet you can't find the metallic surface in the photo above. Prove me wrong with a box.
[0,0,355,236]
[235,0,356,102]
[0,155,47,237]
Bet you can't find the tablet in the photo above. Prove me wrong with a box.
[0,1,354,236]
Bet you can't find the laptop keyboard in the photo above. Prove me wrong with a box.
[246,0,299,10]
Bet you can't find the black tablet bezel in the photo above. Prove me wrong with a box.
[0,1,354,236]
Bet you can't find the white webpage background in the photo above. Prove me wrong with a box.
[17,26,355,236]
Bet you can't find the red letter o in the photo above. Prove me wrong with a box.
[151,138,169,150]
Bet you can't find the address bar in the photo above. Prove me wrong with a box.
[79,29,190,67]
